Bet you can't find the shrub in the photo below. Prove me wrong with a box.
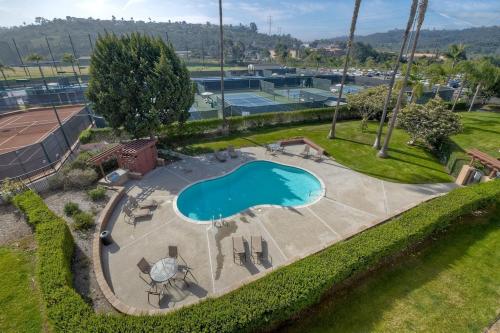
[0,177,25,202]
[397,98,462,149]
[159,106,356,142]
[78,128,92,144]
[87,186,106,201]
[12,181,500,333]
[72,212,94,230]
[64,169,98,189]
[63,202,81,217]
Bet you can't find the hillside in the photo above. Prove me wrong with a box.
[0,17,301,65]
[313,26,500,56]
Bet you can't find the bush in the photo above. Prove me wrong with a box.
[159,106,356,142]
[78,128,92,144]
[72,212,94,230]
[87,186,106,201]
[64,169,98,189]
[63,202,81,217]
[12,181,500,333]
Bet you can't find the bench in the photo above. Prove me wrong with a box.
[466,149,500,177]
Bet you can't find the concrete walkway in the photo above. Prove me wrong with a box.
[101,145,457,311]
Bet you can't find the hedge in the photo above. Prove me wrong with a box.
[12,181,500,332]
[159,105,356,141]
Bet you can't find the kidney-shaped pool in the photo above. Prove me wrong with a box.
[175,160,324,222]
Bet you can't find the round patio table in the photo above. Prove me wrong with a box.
[150,257,178,283]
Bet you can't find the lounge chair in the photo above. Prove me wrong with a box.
[128,196,159,209]
[227,145,238,158]
[124,205,153,225]
[300,145,311,157]
[232,236,246,264]
[168,245,178,259]
[251,236,264,264]
[313,149,323,161]
[214,149,227,162]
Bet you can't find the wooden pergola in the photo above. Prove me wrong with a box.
[466,148,500,177]
[87,144,123,177]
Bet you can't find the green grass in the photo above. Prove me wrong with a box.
[0,246,43,333]
[179,121,454,183]
[178,111,500,184]
[451,111,500,158]
[444,111,500,176]
[279,206,500,333]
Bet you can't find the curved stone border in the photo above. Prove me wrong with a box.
[93,174,449,315]
[173,159,326,224]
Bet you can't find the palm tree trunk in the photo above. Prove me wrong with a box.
[378,0,428,158]
[328,0,362,139]
[373,0,418,149]
[451,76,466,112]
[218,0,227,130]
[468,83,481,112]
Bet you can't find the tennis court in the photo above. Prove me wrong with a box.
[0,105,84,154]
[221,92,278,107]
[275,88,334,100]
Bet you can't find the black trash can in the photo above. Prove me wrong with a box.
[100,230,113,246]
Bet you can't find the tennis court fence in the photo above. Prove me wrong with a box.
[0,107,92,180]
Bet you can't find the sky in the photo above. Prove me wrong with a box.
[0,0,499,41]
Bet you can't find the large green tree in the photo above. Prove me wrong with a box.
[87,33,194,138]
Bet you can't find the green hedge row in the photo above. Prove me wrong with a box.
[160,105,354,140]
[13,181,500,332]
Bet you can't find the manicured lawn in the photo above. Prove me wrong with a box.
[447,111,500,175]
[179,111,500,184]
[0,247,43,333]
[278,206,500,333]
[179,121,453,183]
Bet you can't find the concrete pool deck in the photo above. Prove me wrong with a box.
[99,145,457,313]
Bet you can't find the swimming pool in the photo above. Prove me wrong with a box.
[175,160,324,222]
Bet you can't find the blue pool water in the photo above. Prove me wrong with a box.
[176,160,323,222]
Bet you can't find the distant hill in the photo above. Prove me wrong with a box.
[313,26,500,56]
[0,17,301,65]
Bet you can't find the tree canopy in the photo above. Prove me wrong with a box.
[87,33,194,138]
[347,85,397,132]
[397,98,462,149]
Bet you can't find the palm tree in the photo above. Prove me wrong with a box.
[0,62,14,90]
[373,0,418,149]
[328,0,362,139]
[426,62,448,97]
[26,53,50,91]
[467,59,498,112]
[218,0,227,128]
[61,53,78,78]
[451,60,473,112]
[378,0,428,158]
[444,44,466,70]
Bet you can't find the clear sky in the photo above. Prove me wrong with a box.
[0,0,499,40]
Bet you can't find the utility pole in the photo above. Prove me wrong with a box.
[165,31,169,43]
[268,16,272,35]
[12,38,31,78]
